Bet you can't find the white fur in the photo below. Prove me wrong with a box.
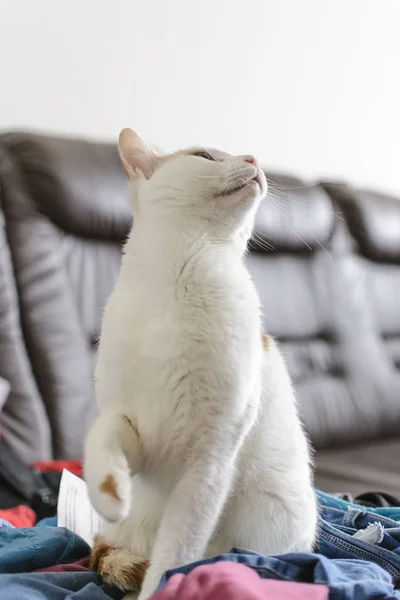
[84,132,317,600]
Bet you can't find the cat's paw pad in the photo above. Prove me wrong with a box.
[90,535,149,591]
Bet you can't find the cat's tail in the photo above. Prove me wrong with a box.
[84,410,142,523]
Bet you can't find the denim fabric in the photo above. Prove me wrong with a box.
[0,573,123,600]
[317,517,400,586]
[0,526,89,573]
[316,504,400,586]
[36,516,58,528]
[317,489,400,522]
[0,525,122,599]
[158,549,400,600]
[1,492,400,599]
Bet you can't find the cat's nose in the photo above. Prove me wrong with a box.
[243,155,258,167]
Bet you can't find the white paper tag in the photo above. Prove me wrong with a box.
[57,469,104,546]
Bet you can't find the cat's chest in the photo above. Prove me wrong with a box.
[98,263,262,397]
[108,263,259,338]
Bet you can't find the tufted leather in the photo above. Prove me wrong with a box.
[323,183,400,262]
[248,179,400,452]
[0,132,399,493]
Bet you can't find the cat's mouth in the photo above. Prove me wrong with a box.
[217,172,263,198]
[250,173,263,189]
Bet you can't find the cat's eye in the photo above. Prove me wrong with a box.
[193,151,215,161]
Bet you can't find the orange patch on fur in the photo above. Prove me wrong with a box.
[90,535,149,591]
[262,332,271,351]
[99,474,120,501]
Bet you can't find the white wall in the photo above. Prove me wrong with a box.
[1,0,399,194]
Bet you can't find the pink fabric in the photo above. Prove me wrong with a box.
[150,561,329,600]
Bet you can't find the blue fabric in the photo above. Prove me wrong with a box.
[0,573,123,600]
[319,508,400,559]
[1,491,400,599]
[0,526,89,573]
[317,489,400,522]
[158,549,400,600]
[0,525,123,599]
[36,517,57,528]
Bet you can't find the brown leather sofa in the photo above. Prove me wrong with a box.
[0,132,399,496]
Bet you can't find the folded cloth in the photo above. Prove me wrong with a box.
[317,507,400,583]
[0,525,89,573]
[157,550,400,600]
[317,489,400,521]
[0,573,123,600]
[35,557,91,573]
[2,492,400,599]
[0,523,116,599]
[0,506,35,527]
[33,460,83,478]
[151,561,328,600]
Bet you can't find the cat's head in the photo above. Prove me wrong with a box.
[119,128,267,250]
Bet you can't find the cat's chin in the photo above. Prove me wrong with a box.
[224,171,266,201]
[219,180,262,200]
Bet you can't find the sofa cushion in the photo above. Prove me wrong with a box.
[0,132,399,469]
[251,173,335,252]
[247,180,400,449]
[0,133,131,460]
[323,183,400,262]
[0,159,52,461]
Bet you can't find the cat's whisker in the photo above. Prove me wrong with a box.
[268,197,293,217]
[269,190,312,206]
[268,188,345,225]
[252,230,275,251]
[266,178,319,192]
[333,212,344,221]
[293,231,312,250]
[311,235,331,258]
[266,199,314,251]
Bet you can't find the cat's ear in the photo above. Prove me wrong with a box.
[118,128,159,180]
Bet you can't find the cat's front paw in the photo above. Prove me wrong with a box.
[90,535,149,592]
[137,566,166,600]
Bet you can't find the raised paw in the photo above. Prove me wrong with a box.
[90,534,149,592]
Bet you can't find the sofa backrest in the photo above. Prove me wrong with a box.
[0,132,399,462]
[0,133,130,461]
[247,175,400,449]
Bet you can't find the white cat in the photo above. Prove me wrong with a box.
[84,129,317,600]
